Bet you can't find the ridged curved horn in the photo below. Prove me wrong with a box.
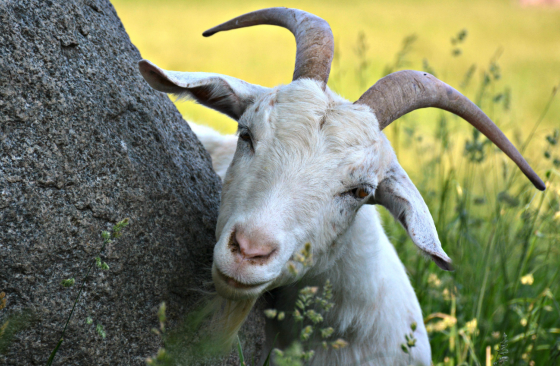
[203,7,334,86]
[355,70,546,191]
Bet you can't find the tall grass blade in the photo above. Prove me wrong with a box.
[46,338,63,366]
[262,333,279,366]
[237,335,246,365]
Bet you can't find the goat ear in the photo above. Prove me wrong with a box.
[139,59,269,121]
[372,159,454,271]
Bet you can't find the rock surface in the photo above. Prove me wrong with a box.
[0,0,263,364]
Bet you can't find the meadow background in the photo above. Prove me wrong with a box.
[112,0,560,364]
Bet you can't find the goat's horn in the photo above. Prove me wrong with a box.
[203,7,334,86]
[355,70,546,191]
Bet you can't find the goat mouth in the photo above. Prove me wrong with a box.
[214,268,268,290]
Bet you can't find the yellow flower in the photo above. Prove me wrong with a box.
[331,338,349,349]
[288,262,298,276]
[520,318,528,326]
[428,273,442,288]
[264,309,277,319]
[521,274,534,285]
[553,211,560,221]
[464,318,478,334]
[426,315,457,333]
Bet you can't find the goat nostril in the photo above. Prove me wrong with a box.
[248,249,276,260]
[241,246,275,261]
[228,230,240,254]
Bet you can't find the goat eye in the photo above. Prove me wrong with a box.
[351,187,369,199]
[340,186,371,200]
[239,131,254,150]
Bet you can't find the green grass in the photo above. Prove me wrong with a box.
[379,106,560,365]
[112,1,560,364]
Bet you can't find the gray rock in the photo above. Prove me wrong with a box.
[0,0,263,364]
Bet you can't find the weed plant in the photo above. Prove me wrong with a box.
[263,244,348,366]
[46,218,130,365]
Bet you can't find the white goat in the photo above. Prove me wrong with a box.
[139,8,545,366]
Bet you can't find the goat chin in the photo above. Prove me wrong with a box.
[211,265,269,301]
[206,295,257,349]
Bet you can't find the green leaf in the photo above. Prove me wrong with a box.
[236,335,245,365]
[96,324,106,339]
[61,278,75,287]
[95,257,109,270]
[320,327,334,339]
[46,338,63,366]
[158,302,166,324]
[300,325,313,341]
[262,333,279,366]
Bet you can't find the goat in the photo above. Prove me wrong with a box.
[138,8,545,366]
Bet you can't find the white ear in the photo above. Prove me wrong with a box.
[373,159,453,271]
[138,60,270,120]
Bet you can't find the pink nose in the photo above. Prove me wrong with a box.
[230,228,276,263]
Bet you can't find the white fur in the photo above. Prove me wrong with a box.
[188,122,237,179]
